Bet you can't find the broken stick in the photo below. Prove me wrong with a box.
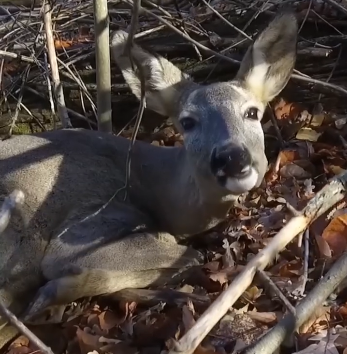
[0,301,54,354]
[169,171,347,354]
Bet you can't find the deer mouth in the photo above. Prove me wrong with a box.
[210,151,259,194]
[214,167,259,194]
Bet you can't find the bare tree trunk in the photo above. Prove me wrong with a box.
[93,0,112,133]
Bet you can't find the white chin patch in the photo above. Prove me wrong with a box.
[225,167,259,194]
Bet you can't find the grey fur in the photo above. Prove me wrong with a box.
[0,11,297,348]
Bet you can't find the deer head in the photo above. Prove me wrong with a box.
[111,11,297,198]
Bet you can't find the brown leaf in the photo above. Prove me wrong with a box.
[202,261,221,272]
[182,303,196,332]
[322,214,347,257]
[133,308,181,347]
[280,163,311,179]
[181,304,217,354]
[207,266,242,288]
[76,327,101,354]
[273,98,305,123]
[6,346,32,354]
[246,311,278,325]
[194,345,218,354]
[87,313,100,328]
[278,259,303,278]
[99,341,137,354]
[98,310,120,331]
[278,150,302,167]
[298,305,330,334]
[243,286,263,302]
[9,336,29,348]
[314,234,332,259]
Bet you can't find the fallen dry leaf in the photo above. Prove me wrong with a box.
[246,311,279,325]
[76,327,101,354]
[315,234,332,259]
[298,305,330,334]
[278,150,302,167]
[280,163,312,179]
[98,310,120,331]
[322,214,347,257]
[243,286,263,303]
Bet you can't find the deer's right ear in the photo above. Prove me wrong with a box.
[235,11,298,104]
[111,30,198,118]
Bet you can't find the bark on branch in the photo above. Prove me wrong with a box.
[245,251,347,354]
[169,171,347,354]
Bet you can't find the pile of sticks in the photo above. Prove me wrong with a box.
[1,0,347,133]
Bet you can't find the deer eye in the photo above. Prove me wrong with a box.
[180,117,197,131]
[245,107,259,120]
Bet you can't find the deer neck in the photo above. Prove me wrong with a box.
[131,143,236,238]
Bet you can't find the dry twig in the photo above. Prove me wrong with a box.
[123,0,147,200]
[43,0,71,128]
[169,170,347,354]
[245,251,347,354]
[256,270,296,315]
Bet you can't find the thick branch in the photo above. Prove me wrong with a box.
[169,171,347,354]
[93,0,112,133]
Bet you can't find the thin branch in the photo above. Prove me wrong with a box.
[323,0,347,17]
[123,0,147,200]
[268,103,285,149]
[256,270,296,315]
[123,0,141,57]
[138,1,241,66]
[43,49,56,129]
[299,229,310,296]
[137,2,347,98]
[245,251,347,354]
[7,64,31,137]
[291,73,347,97]
[201,0,252,40]
[0,49,36,64]
[43,0,71,128]
[0,300,54,354]
[169,170,347,354]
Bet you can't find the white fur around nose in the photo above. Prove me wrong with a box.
[225,167,259,194]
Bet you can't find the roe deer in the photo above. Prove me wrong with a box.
[0,11,297,348]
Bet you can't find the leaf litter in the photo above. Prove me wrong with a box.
[4,1,347,354]
[5,95,347,354]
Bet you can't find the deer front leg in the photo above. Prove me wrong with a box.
[23,232,203,321]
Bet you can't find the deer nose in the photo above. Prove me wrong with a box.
[211,145,252,178]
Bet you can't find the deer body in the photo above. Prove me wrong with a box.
[0,12,298,348]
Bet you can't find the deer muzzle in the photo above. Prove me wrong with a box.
[210,145,260,194]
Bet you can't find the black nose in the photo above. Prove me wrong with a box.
[211,145,252,178]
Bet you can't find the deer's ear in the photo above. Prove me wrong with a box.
[235,11,298,104]
[111,31,198,118]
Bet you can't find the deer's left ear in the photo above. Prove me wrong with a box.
[235,11,298,104]
[111,30,198,118]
